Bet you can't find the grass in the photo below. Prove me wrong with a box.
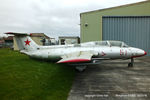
[0,48,75,100]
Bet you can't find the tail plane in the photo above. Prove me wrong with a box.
[5,32,39,51]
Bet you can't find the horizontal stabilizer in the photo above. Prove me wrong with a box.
[5,32,31,36]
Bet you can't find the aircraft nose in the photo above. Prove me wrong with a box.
[132,49,147,58]
[136,49,147,56]
[144,51,147,55]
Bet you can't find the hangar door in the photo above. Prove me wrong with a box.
[102,16,150,55]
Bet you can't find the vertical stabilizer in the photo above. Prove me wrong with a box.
[6,32,39,51]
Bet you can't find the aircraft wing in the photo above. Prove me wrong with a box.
[57,51,96,63]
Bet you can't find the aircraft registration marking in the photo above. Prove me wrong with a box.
[120,49,127,56]
[120,49,124,56]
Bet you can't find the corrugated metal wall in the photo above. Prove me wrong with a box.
[102,16,150,55]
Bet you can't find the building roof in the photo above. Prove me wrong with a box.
[59,36,80,39]
[80,0,149,14]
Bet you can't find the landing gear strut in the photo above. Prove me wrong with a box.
[128,58,134,67]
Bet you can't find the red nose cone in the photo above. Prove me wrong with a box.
[144,51,147,55]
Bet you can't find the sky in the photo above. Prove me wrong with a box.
[0,0,146,39]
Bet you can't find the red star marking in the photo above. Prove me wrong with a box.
[24,39,31,46]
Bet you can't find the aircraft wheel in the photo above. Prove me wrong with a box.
[75,66,87,72]
[128,63,133,67]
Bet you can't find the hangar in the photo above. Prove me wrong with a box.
[80,1,150,55]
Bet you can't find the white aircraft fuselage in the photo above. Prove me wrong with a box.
[6,32,147,71]
[26,45,145,61]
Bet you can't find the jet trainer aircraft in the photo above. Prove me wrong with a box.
[6,32,147,71]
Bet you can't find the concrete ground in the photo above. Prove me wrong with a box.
[67,57,150,100]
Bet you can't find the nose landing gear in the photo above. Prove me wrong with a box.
[128,58,134,67]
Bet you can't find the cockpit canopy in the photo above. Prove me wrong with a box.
[81,41,129,47]
[109,41,129,47]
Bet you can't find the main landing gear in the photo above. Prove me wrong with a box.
[75,66,87,72]
[128,58,134,67]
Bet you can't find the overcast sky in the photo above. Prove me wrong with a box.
[0,0,145,38]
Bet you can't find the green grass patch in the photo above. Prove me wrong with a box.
[0,48,75,100]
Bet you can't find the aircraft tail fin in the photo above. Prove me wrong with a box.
[5,32,39,51]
